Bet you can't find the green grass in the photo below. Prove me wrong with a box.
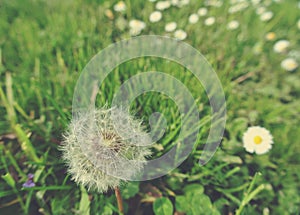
[0,0,299,214]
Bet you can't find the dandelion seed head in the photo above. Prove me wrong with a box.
[61,107,152,192]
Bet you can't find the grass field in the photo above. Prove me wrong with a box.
[0,0,299,214]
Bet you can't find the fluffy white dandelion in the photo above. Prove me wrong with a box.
[281,58,298,71]
[260,11,273,22]
[149,11,162,23]
[243,126,273,155]
[129,19,146,36]
[204,16,216,26]
[61,107,152,192]
[113,1,126,12]
[156,1,171,10]
[273,40,290,53]
[165,22,177,32]
[178,0,190,6]
[174,29,187,40]
[197,7,208,16]
[188,13,199,24]
[227,20,239,30]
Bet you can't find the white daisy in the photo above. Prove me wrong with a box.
[228,2,249,13]
[204,16,215,26]
[197,7,208,16]
[273,40,290,53]
[113,1,126,12]
[243,126,273,155]
[281,58,298,71]
[256,6,266,15]
[174,29,187,40]
[227,20,239,30]
[129,19,146,36]
[165,22,177,32]
[156,1,171,10]
[171,0,179,6]
[188,13,199,24]
[260,11,273,22]
[149,11,162,23]
[251,0,261,5]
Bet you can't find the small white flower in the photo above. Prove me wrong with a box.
[165,22,177,32]
[281,58,298,71]
[149,11,162,23]
[188,13,199,24]
[243,126,273,155]
[129,19,146,36]
[228,2,249,13]
[205,0,223,7]
[174,29,187,40]
[204,16,215,26]
[197,7,208,16]
[260,11,273,22]
[227,20,239,30]
[256,6,266,15]
[265,32,276,41]
[171,0,179,5]
[251,0,261,5]
[156,1,171,10]
[113,1,126,12]
[179,0,190,6]
[273,40,290,53]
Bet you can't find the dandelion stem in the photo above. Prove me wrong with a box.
[114,187,124,214]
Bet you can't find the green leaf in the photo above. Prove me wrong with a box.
[122,182,139,199]
[153,197,173,215]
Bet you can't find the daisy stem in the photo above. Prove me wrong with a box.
[114,187,124,214]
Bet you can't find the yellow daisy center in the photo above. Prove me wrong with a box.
[253,136,263,144]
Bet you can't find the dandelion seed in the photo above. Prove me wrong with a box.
[129,19,146,36]
[174,29,187,40]
[204,17,215,26]
[149,11,162,23]
[265,32,276,41]
[188,14,199,24]
[165,22,177,32]
[260,11,273,22]
[197,7,208,16]
[113,1,126,12]
[60,107,152,193]
[156,1,171,10]
[243,126,273,155]
[281,58,298,71]
[227,20,239,30]
[273,40,290,53]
